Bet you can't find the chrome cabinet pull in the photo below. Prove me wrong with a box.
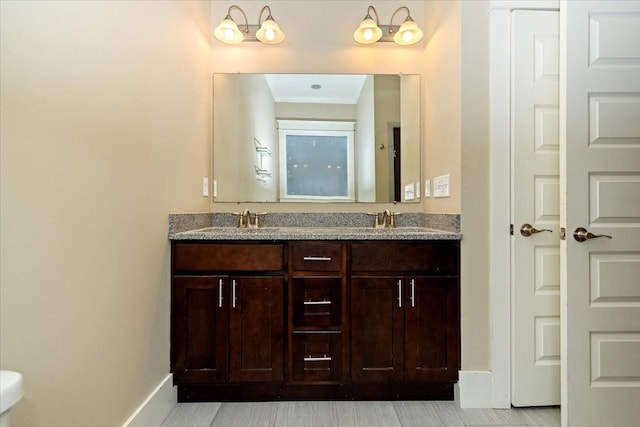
[520,223,552,237]
[304,355,332,362]
[218,279,224,308]
[397,279,403,308]
[303,300,331,305]
[303,256,332,261]
[410,279,415,307]
[232,279,237,308]
[573,227,612,243]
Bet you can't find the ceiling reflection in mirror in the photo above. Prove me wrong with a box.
[212,73,421,203]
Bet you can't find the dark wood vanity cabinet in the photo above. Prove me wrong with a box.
[351,276,459,383]
[171,242,285,391]
[350,242,460,384]
[171,239,459,401]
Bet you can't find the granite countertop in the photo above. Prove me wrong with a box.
[168,213,461,241]
[170,226,460,241]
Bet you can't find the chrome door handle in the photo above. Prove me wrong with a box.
[573,227,612,243]
[397,279,402,308]
[520,223,552,237]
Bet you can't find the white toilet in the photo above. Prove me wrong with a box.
[0,371,24,427]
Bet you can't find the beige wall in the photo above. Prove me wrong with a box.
[460,0,492,371]
[0,2,211,427]
[423,0,462,214]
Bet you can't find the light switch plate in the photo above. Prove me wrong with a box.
[404,183,415,201]
[433,174,450,198]
[415,181,420,199]
[425,179,431,198]
[202,177,209,197]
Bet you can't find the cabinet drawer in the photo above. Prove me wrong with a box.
[350,242,459,274]
[292,332,343,382]
[292,242,342,272]
[291,277,342,328]
[173,243,284,272]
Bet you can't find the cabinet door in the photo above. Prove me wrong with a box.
[351,276,404,382]
[229,276,284,382]
[172,276,228,383]
[405,277,459,381]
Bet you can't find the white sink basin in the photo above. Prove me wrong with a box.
[0,371,24,414]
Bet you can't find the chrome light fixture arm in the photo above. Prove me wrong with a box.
[227,5,249,34]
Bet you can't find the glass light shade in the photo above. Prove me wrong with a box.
[393,19,423,46]
[256,18,285,44]
[214,18,244,44]
[353,18,382,44]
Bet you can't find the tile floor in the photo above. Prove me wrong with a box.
[160,401,560,427]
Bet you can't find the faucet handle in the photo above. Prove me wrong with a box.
[388,211,402,228]
[253,212,267,228]
[366,212,381,228]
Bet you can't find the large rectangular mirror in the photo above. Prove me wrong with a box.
[212,73,421,203]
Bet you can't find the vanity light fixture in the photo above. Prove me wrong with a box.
[214,5,285,45]
[353,5,423,46]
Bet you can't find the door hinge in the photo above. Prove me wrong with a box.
[510,224,514,235]
[559,227,566,240]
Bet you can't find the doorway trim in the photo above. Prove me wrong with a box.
[488,0,559,409]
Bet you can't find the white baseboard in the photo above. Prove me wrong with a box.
[122,374,177,427]
[458,370,493,408]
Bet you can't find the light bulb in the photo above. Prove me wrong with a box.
[364,28,373,40]
[264,28,275,41]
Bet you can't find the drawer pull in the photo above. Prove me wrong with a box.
[304,355,332,362]
[397,279,403,308]
[303,256,332,261]
[303,300,332,306]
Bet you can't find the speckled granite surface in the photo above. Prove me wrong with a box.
[168,212,461,241]
[168,213,213,234]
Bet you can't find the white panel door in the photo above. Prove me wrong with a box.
[511,10,561,407]
[561,1,640,425]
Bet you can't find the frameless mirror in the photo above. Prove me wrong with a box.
[212,73,421,203]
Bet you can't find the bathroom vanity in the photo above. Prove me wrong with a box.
[169,219,460,401]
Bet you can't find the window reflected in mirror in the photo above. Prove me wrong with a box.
[279,120,355,202]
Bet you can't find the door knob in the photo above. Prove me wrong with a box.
[573,227,612,242]
[520,223,552,237]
